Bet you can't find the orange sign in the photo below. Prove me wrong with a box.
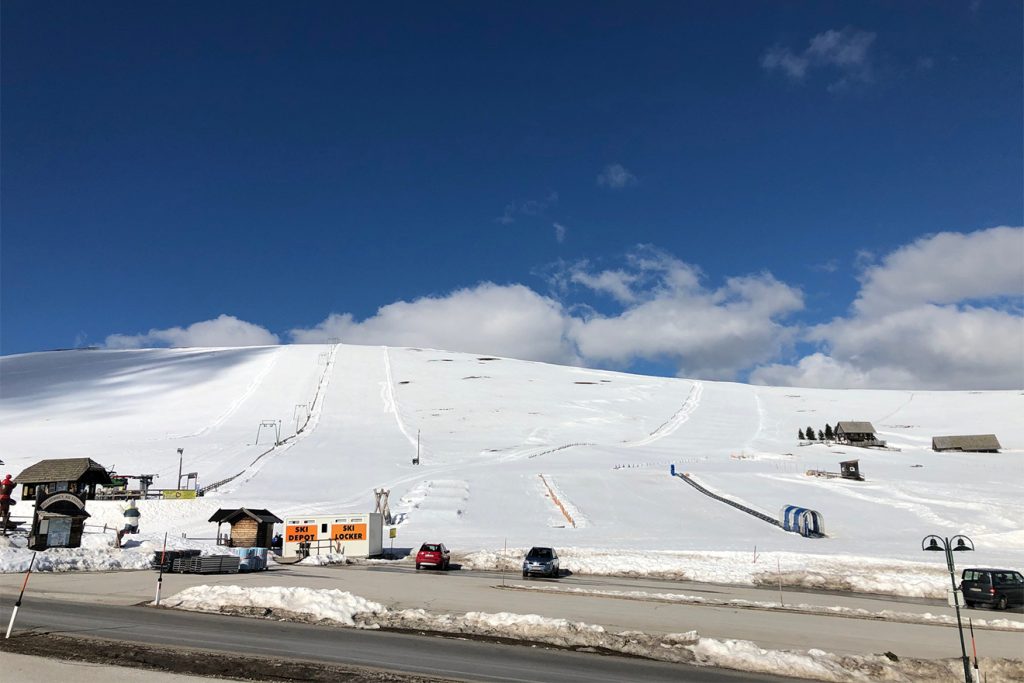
[330,523,366,541]
[286,524,317,543]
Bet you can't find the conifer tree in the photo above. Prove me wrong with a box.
[824,424,833,441]
[818,429,825,441]
[798,429,805,440]
[806,426,817,441]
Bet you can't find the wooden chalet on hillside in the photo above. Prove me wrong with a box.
[835,422,885,448]
[932,435,1002,453]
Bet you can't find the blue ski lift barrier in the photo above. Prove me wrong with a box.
[780,505,825,537]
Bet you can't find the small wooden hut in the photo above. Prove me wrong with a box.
[28,490,91,550]
[16,458,112,501]
[209,508,281,548]
[839,459,864,481]
[932,435,1001,453]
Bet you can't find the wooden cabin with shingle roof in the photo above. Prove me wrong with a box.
[932,435,1002,453]
[16,457,112,501]
[835,422,885,447]
[209,508,282,548]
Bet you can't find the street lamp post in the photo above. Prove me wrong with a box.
[922,534,974,683]
[176,448,184,490]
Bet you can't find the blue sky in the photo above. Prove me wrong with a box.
[2,2,1022,388]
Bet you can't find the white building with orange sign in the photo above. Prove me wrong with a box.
[283,512,383,558]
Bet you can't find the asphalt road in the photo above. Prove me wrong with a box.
[0,598,798,683]
[3,562,1020,660]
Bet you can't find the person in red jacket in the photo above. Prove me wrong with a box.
[0,474,16,536]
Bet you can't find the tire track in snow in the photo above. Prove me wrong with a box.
[170,348,280,439]
[201,344,338,494]
[497,381,704,462]
[382,346,421,456]
[741,390,767,450]
[874,392,916,426]
[316,370,704,511]
[621,381,703,448]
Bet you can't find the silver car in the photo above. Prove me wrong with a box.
[522,546,559,578]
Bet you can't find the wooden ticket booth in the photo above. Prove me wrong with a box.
[29,490,91,550]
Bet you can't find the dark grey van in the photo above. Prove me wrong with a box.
[960,568,1024,610]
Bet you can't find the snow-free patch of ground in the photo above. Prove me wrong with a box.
[160,584,1024,682]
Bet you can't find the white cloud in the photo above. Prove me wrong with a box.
[811,259,839,273]
[104,315,280,349]
[564,250,804,379]
[290,247,804,380]
[290,283,578,365]
[553,222,567,243]
[751,353,916,390]
[495,192,558,224]
[853,226,1024,315]
[496,204,516,225]
[752,226,1024,390]
[597,163,637,189]
[98,229,1023,390]
[569,268,638,305]
[762,27,876,90]
[761,46,809,80]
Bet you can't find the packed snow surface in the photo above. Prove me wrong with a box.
[1,344,1021,585]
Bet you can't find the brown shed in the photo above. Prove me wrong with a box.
[839,459,864,481]
[932,435,1002,453]
[16,458,113,501]
[209,508,281,548]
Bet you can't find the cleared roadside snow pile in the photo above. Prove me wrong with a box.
[687,638,1022,683]
[162,585,385,626]
[0,534,153,573]
[299,553,348,566]
[461,548,951,598]
[0,520,230,574]
[161,584,1024,682]
[505,583,1024,631]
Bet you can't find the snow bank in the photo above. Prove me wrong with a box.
[160,585,385,626]
[505,584,1024,631]
[461,547,951,598]
[299,553,348,566]
[0,529,229,574]
[160,584,1024,682]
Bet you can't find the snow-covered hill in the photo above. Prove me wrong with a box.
[2,344,1022,574]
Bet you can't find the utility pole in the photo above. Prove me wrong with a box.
[176,448,184,490]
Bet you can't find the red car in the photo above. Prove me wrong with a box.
[415,542,450,570]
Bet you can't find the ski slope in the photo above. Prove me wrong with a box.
[1,344,1022,571]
